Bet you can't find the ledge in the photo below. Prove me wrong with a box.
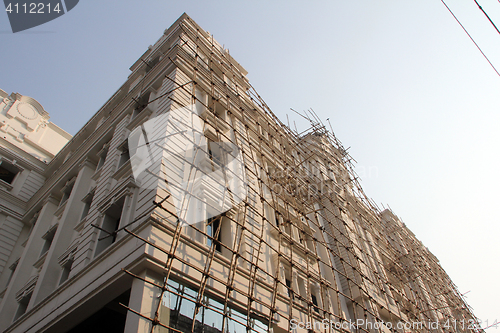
[126,106,152,131]
[33,251,47,270]
[0,179,13,191]
[90,166,103,181]
[15,274,38,302]
[112,161,132,181]
[54,200,67,218]
[74,216,87,233]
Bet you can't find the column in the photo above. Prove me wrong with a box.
[0,196,58,331]
[124,269,165,333]
[29,159,96,306]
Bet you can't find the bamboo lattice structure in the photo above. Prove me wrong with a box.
[104,15,483,333]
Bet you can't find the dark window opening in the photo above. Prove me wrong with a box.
[96,144,109,170]
[132,91,152,118]
[0,162,19,184]
[40,227,57,257]
[312,294,320,313]
[60,182,74,206]
[13,292,32,321]
[95,197,125,256]
[6,260,18,286]
[118,141,130,168]
[81,191,95,220]
[207,139,225,171]
[59,259,73,285]
[285,278,293,300]
[207,216,222,252]
[145,57,160,73]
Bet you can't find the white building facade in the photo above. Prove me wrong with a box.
[0,14,482,333]
[0,88,71,320]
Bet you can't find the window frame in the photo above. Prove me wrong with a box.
[0,158,22,188]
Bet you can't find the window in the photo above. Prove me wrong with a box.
[95,197,125,256]
[40,226,57,257]
[309,284,322,314]
[297,276,307,300]
[131,91,152,119]
[117,140,130,168]
[13,292,32,321]
[311,293,320,313]
[213,101,226,122]
[195,88,208,116]
[258,119,269,141]
[0,160,20,184]
[206,216,221,252]
[207,139,223,170]
[59,258,73,285]
[275,212,281,228]
[285,278,293,299]
[80,189,95,220]
[145,56,160,73]
[96,143,109,170]
[283,220,292,236]
[59,179,75,207]
[197,52,209,69]
[223,74,235,90]
[6,260,19,286]
[266,162,275,180]
[160,279,267,333]
[280,263,294,300]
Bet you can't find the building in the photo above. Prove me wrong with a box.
[0,88,71,309]
[0,14,483,333]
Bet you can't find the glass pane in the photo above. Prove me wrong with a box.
[195,299,223,332]
[226,308,247,333]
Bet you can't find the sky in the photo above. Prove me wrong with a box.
[1,0,499,326]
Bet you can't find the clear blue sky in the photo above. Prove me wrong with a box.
[1,0,499,325]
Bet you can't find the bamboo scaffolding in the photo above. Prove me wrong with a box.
[105,16,485,333]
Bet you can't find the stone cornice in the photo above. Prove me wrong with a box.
[0,204,24,220]
[78,158,97,171]
[0,144,47,173]
[42,194,60,207]
[0,189,26,210]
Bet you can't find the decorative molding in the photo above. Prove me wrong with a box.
[126,105,153,131]
[96,176,137,214]
[58,241,79,266]
[32,252,47,270]
[0,192,27,213]
[78,158,97,171]
[74,216,87,233]
[15,275,38,302]
[16,103,39,121]
[54,200,67,218]
[42,195,60,207]
[81,187,95,203]
[90,167,103,181]
[0,180,13,192]
[41,223,58,240]
[112,160,132,181]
